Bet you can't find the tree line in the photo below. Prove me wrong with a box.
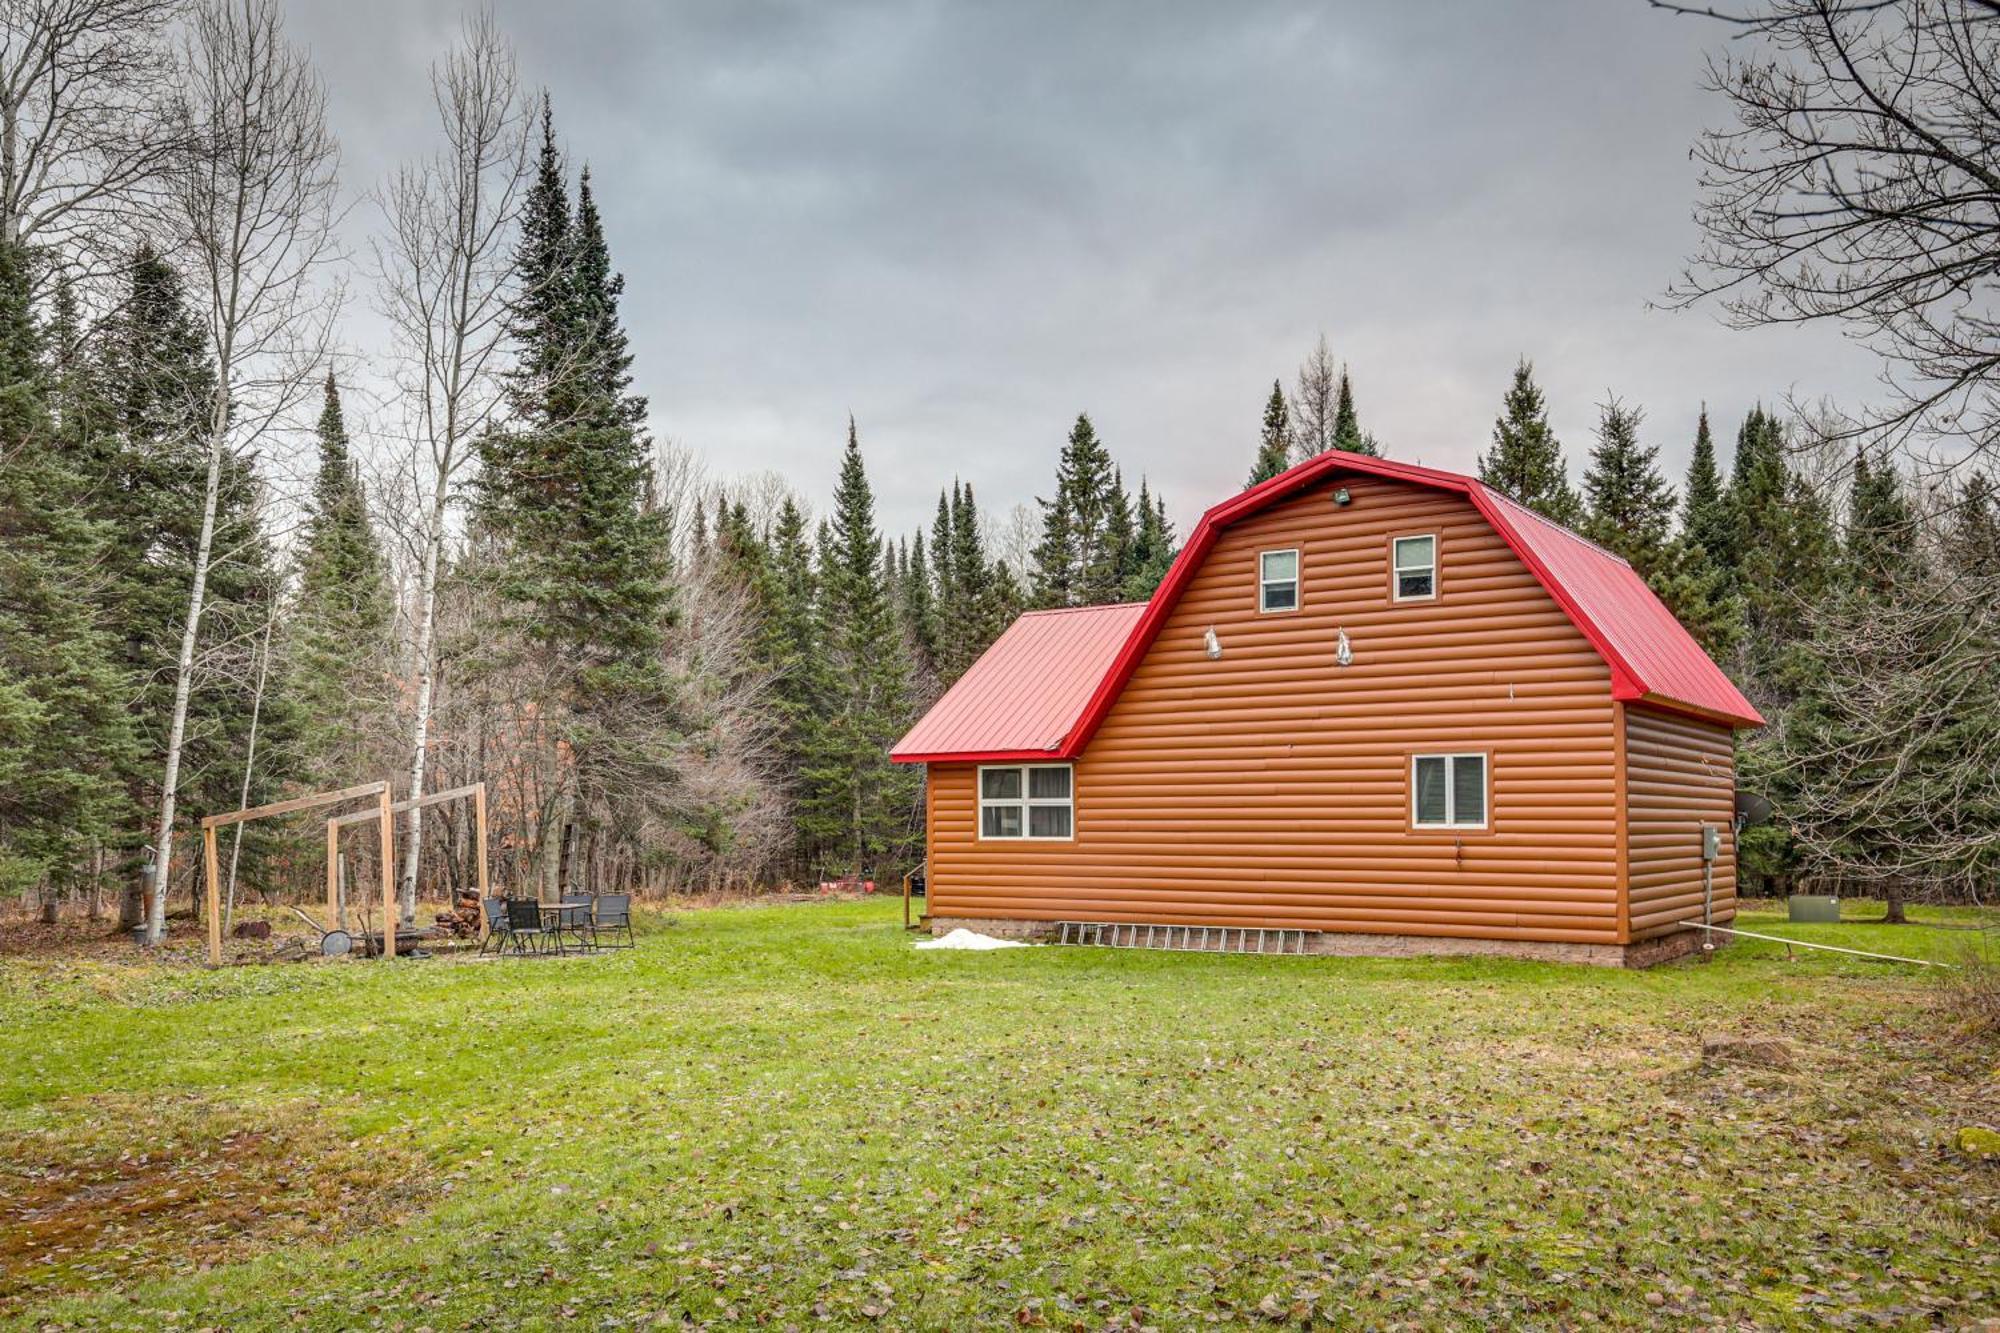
[0,1,1199,933]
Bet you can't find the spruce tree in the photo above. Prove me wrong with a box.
[798,420,916,874]
[1479,358,1580,524]
[0,239,135,892]
[1724,406,1787,579]
[1845,444,1916,590]
[1248,379,1292,486]
[480,101,675,827]
[765,496,830,871]
[1681,407,1729,558]
[88,245,291,906]
[289,373,394,788]
[902,529,938,680]
[1031,413,1117,607]
[1956,471,2000,570]
[1582,398,1675,578]
[1122,479,1178,601]
[1331,367,1374,455]
[1094,468,1134,601]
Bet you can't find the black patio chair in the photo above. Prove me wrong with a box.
[503,897,547,956]
[478,896,509,955]
[592,893,633,949]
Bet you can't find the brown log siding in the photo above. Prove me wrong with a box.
[1623,705,1737,940]
[925,474,1629,943]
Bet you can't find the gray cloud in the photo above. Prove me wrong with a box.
[290,0,1877,540]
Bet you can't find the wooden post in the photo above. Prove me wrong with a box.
[473,781,489,899]
[325,815,339,929]
[379,785,396,959]
[203,824,222,965]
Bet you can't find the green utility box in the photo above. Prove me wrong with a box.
[1787,895,1840,923]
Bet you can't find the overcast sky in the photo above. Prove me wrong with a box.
[289,0,1877,543]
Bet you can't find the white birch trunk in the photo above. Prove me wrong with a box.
[398,490,446,923]
[143,401,228,946]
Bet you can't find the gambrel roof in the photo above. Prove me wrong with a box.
[892,449,1761,763]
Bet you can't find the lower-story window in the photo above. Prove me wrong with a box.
[979,764,1074,839]
[1412,753,1487,829]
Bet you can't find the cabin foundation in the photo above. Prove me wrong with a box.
[928,915,1719,968]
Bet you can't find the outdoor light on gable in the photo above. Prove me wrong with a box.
[1331,487,1352,507]
[1204,626,1222,660]
[1335,627,1352,667]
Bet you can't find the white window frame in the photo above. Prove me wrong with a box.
[1258,548,1300,614]
[1411,752,1487,830]
[977,763,1075,841]
[1392,533,1437,603]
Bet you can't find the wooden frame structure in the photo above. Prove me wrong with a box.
[326,782,488,941]
[203,782,392,966]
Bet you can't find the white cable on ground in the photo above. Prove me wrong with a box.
[1683,921,1954,968]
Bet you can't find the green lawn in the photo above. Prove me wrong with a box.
[1,900,1994,1330]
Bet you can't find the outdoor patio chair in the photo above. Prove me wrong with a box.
[593,893,633,949]
[549,896,593,954]
[503,897,546,956]
[478,896,509,955]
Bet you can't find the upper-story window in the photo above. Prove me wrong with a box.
[1259,549,1299,612]
[1392,534,1436,602]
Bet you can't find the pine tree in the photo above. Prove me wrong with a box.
[1330,367,1375,455]
[1478,358,1580,524]
[1582,398,1675,578]
[798,420,916,874]
[289,373,394,788]
[1681,406,1729,557]
[1248,379,1292,486]
[0,239,136,892]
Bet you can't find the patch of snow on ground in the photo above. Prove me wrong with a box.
[914,928,1036,951]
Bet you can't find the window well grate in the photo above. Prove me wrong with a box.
[1055,922,1318,955]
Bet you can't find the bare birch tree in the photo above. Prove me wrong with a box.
[0,0,185,272]
[373,11,530,924]
[142,0,339,946]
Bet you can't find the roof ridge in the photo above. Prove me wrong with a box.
[1017,601,1147,617]
[1477,482,1633,568]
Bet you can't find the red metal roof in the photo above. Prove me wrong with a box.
[893,449,1761,763]
[890,602,1148,762]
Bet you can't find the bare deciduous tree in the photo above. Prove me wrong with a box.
[373,11,530,923]
[0,0,185,272]
[142,0,339,946]
[1288,332,1338,463]
[1663,0,2000,475]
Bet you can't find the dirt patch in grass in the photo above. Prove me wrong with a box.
[0,1092,433,1311]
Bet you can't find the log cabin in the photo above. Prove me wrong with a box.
[891,448,1763,967]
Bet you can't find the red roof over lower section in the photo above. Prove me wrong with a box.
[889,602,1147,762]
[892,449,1761,764]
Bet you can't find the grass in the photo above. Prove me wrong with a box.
[0,900,1995,1331]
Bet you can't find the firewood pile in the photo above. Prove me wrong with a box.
[432,889,484,938]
